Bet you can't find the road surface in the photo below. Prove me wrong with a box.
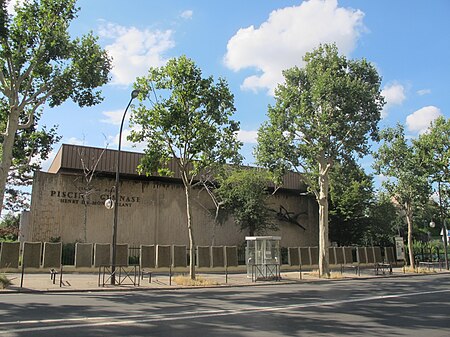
[1,274,449,336]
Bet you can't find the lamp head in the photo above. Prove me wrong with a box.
[131,90,140,99]
[429,221,436,228]
[105,198,114,210]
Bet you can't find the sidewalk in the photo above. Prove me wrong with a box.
[2,266,447,293]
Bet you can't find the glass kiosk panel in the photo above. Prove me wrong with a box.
[246,236,281,280]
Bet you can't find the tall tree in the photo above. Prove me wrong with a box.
[415,116,450,269]
[0,0,111,214]
[216,168,277,236]
[256,44,384,277]
[373,124,431,268]
[129,55,242,279]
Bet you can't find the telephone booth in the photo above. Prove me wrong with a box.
[246,236,281,281]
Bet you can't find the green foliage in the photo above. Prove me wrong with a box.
[415,117,450,233]
[0,0,7,40]
[0,0,111,213]
[216,168,277,236]
[415,116,450,186]
[129,55,242,180]
[0,212,19,241]
[329,161,374,246]
[0,110,61,211]
[1,0,111,108]
[256,43,384,189]
[373,124,430,208]
[364,192,403,247]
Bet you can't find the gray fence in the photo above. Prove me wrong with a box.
[1,242,398,271]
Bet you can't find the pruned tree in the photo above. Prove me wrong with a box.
[256,44,384,277]
[373,124,431,268]
[129,55,242,279]
[72,143,108,242]
[0,0,111,214]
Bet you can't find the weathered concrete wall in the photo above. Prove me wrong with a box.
[75,243,93,268]
[197,246,210,268]
[26,171,318,248]
[225,246,238,267]
[42,242,62,268]
[140,245,155,268]
[0,242,20,268]
[22,242,42,268]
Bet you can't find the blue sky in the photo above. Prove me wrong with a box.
[8,0,450,179]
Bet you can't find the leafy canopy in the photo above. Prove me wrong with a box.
[256,43,384,190]
[129,55,242,180]
[216,168,277,236]
[329,161,374,245]
[0,0,111,110]
[373,124,431,208]
[415,116,450,215]
[0,0,111,212]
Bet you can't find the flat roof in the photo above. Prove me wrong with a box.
[47,144,307,192]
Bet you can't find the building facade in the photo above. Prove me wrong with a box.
[22,144,319,248]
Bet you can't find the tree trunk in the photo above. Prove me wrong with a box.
[318,160,330,278]
[0,109,20,215]
[184,183,196,279]
[405,203,415,269]
[83,196,88,243]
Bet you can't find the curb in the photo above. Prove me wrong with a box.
[1,270,449,295]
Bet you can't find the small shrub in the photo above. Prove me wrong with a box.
[0,274,11,289]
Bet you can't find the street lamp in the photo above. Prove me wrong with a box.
[110,89,139,285]
[429,220,449,270]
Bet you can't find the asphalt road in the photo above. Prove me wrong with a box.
[1,274,450,337]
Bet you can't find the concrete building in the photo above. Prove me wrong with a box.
[21,144,319,248]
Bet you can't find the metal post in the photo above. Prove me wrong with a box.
[443,219,449,270]
[20,260,25,288]
[111,90,139,285]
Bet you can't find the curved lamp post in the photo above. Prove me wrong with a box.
[429,220,449,270]
[109,89,139,285]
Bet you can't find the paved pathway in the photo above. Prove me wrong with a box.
[1,266,446,293]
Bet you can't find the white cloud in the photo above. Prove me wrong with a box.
[381,83,406,118]
[237,130,258,144]
[375,174,389,184]
[406,106,442,134]
[224,0,365,94]
[99,22,175,86]
[180,10,193,19]
[67,137,86,146]
[110,128,147,152]
[417,89,431,96]
[101,109,127,125]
